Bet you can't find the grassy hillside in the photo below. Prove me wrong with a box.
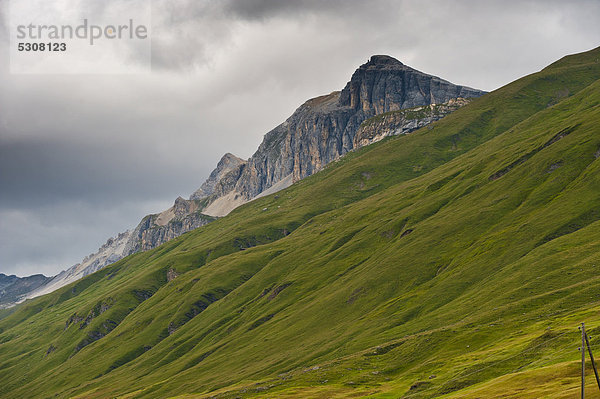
[1,47,600,399]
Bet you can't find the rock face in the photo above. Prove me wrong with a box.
[193,55,486,213]
[190,154,246,200]
[353,97,472,148]
[126,198,214,254]
[339,55,482,111]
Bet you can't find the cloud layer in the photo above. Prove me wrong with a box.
[1,0,599,276]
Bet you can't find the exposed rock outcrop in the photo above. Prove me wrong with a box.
[353,97,472,148]
[192,55,485,212]
[126,200,214,253]
[190,153,246,200]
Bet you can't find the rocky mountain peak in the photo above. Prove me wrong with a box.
[339,54,486,113]
[173,196,190,217]
[220,153,243,164]
[366,54,404,67]
[198,55,488,211]
[190,153,247,200]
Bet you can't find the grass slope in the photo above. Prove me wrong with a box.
[1,47,600,399]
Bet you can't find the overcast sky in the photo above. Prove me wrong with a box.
[1,0,599,277]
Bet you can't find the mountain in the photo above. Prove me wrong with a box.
[195,55,486,216]
[0,273,50,309]
[353,97,471,147]
[1,55,483,307]
[1,47,599,398]
[190,153,247,201]
[18,198,215,304]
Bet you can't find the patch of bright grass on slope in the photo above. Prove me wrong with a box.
[0,47,599,399]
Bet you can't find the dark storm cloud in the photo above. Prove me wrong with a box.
[1,0,600,277]
[0,138,181,207]
[148,0,404,71]
[221,0,375,20]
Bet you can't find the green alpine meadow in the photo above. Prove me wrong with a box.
[1,46,600,398]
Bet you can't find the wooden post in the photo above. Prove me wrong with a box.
[582,323,586,399]
[585,332,600,391]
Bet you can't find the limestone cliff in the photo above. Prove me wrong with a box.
[353,97,472,148]
[194,55,486,213]
[190,153,246,200]
[125,197,214,254]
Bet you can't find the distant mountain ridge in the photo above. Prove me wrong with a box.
[22,200,215,302]
[3,55,485,306]
[0,273,50,308]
